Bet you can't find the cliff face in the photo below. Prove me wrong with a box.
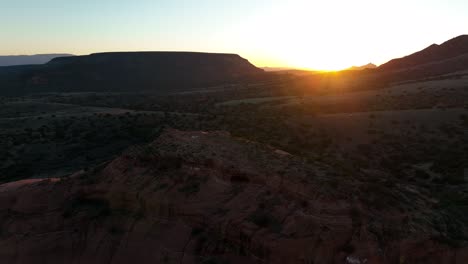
[0,52,264,95]
[0,129,466,264]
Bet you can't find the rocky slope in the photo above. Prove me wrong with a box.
[375,35,468,82]
[379,35,468,72]
[0,129,466,263]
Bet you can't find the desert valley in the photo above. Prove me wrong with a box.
[0,34,467,263]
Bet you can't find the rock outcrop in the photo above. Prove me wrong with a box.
[0,129,466,263]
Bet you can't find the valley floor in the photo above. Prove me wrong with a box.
[0,73,467,263]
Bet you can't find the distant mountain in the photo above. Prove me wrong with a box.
[0,52,264,95]
[347,63,377,71]
[261,67,298,72]
[0,54,74,66]
[261,67,318,76]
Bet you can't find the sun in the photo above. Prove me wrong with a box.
[261,47,357,72]
[253,48,355,72]
[242,1,373,72]
[277,38,363,71]
[244,21,363,71]
[289,55,351,71]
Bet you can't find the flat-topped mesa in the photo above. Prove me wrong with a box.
[1,52,264,95]
[0,54,74,66]
[46,52,258,72]
[43,52,263,90]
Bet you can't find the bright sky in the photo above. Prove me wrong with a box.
[1,0,467,70]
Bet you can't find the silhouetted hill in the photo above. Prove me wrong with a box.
[379,35,468,72]
[0,52,264,95]
[0,54,74,66]
[359,35,468,83]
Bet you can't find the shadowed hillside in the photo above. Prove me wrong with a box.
[372,35,468,83]
[379,35,468,72]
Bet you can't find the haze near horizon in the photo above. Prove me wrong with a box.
[1,0,467,70]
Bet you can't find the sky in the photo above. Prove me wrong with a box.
[1,0,467,70]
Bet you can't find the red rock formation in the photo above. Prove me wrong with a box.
[0,129,466,263]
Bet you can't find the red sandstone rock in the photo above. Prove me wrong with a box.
[0,129,466,263]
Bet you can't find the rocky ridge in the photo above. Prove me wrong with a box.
[0,129,466,263]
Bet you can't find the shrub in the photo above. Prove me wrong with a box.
[248,208,282,233]
[414,169,430,180]
[178,181,200,195]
